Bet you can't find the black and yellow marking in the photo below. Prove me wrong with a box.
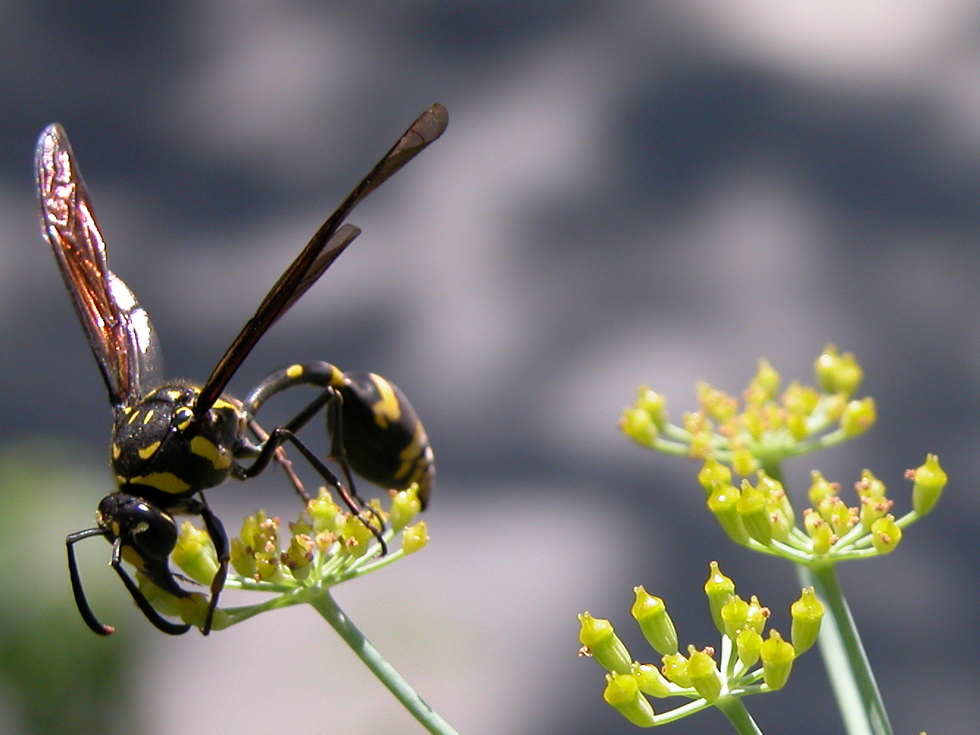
[243,361,434,508]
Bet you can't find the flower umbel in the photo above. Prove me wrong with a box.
[581,564,817,727]
[622,347,946,568]
[149,484,426,631]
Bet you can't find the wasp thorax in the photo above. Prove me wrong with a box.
[111,384,242,497]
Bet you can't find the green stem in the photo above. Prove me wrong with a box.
[798,565,893,735]
[714,696,764,735]
[309,590,460,735]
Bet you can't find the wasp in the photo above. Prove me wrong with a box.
[35,104,447,636]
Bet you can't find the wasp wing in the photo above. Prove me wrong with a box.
[36,124,161,408]
[196,103,448,414]
[274,223,361,318]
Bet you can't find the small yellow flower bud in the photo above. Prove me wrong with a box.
[402,521,429,554]
[632,663,672,698]
[230,536,257,578]
[621,406,657,447]
[758,473,794,528]
[688,426,716,459]
[870,515,902,554]
[859,495,892,530]
[736,627,762,668]
[855,469,886,501]
[807,471,839,506]
[829,500,859,535]
[283,533,315,578]
[760,630,795,690]
[720,595,749,641]
[686,646,722,701]
[698,458,732,494]
[908,454,947,516]
[731,446,758,477]
[636,386,668,428]
[744,595,770,635]
[389,486,422,530]
[740,406,765,441]
[786,411,809,441]
[660,652,691,688]
[840,398,876,437]
[340,515,375,558]
[255,548,282,582]
[768,507,793,543]
[698,383,738,422]
[308,489,343,534]
[815,345,863,396]
[737,480,773,545]
[823,394,846,422]
[602,673,656,727]
[578,613,632,674]
[783,381,819,416]
[790,587,824,654]
[707,484,750,545]
[833,351,864,397]
[631,587,678,655]
[704,562,736,634]
[808,517,836,555]
[172,522,219,586]
[751,358,781,402]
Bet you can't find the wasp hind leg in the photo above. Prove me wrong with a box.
[241,364,387,547]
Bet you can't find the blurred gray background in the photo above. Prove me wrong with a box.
[1,3,978,734]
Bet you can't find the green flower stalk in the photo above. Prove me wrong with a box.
[138,482,458,735]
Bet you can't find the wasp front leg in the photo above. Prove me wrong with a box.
[67,492,193,636]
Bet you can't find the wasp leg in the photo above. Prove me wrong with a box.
[248,418,310,501]
[240,424,387,555]
[242,363,376,509]
[178,493,228,636]
[67,527,116,636]
[107,535,192,636]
